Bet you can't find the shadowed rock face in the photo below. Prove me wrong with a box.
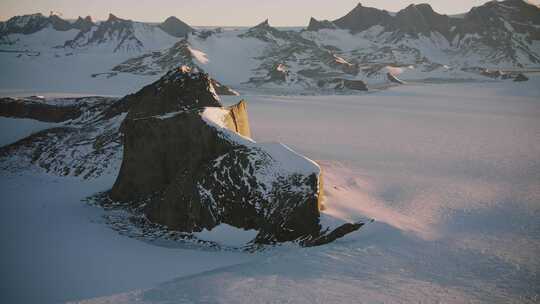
[72,16,94,32]
[514,73,529,82]
[307,17,337,31]
[333,3,394,33]
[0,97,82,122]
[159,16,193,38]
[110,66,360,245]
[318,78,368,91]
[393,4,454,38]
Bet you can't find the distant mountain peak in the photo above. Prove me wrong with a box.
[73,15,94,31]
[307,17,337,31]
[333,2,393,33]
[254,19,271,29]
[106,13,124,22]
[159,16,193,38]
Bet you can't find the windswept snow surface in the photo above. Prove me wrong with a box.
[69,79,540,304]
[0,173,253,304]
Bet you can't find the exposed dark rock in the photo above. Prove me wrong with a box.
[333,3,394,33]
[514,73,529,82]
[340,79,368,90]
[49,14,73,31]
[0,96,122,178]
[307,17,337,31]
[72,16,94,32]
[159,16,193,38]
[303,222,364,247]
[0,97,82,122]
[318,78,368,91]
[268,64,289,82]
[393,4,455,39]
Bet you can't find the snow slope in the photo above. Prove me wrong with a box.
[0,117,58,146]
[63,78,540,303]
[0,172,254,304]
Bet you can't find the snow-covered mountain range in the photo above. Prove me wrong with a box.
[1,0,539,94]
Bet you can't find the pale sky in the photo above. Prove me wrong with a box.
[1,0,539,26]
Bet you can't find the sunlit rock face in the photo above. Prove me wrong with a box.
[110,66,359,245]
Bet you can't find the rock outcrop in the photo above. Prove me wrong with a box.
[333,3,394,33]
[514,73,529,82]
[0,96,123,178]
[110,66,361,245]
[0,97,82,122]
[318,78,368,91]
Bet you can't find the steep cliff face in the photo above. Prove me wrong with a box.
[223,100,251,138]
[110,66,359,245]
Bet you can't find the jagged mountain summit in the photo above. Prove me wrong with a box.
[0,12,190,52]
[306,0,540,65]
[0,0,538,94]
[0,13,94,37]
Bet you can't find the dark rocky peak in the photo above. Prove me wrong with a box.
[159,16,193,38]
[242,18,292,42]
[306,17,337,31]
[333,2,393,33]
[106,13,124,23]
[95,13,133,32]
[72,16,94,32]
[48,14,72,31]
[121,65,222,120]
[394,3,454,37]
[253,19,271,30]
